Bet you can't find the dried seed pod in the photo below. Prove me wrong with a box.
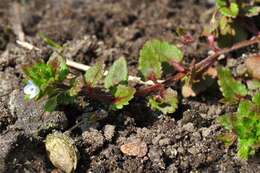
[45,132,78,173]
[245,55,260,80]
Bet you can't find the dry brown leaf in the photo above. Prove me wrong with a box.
[245,55,260,80]
[120,140,147,157]
[205,67,217,78]
[182,67,217,98]
[182,84,196,98]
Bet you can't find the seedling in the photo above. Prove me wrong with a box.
[15,2,260,171]
[218,67,260,159]
[22,35,185,114]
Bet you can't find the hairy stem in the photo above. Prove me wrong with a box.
[17,35,260,99]
[195,35,260,72]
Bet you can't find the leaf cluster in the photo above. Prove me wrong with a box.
[138,39,183,114]
[23,37,183,114]
[204,0,260,47]
[23,53,74,111]
[217,66,260,159]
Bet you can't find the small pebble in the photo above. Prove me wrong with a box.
[103,124,115,141]
[120,139,147,157]
[245,55,260,80]
[182,123,195,132]
[159,138,171,146]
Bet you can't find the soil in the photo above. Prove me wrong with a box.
[0,0,260,173]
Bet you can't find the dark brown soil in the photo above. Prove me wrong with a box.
[0,0,260,173]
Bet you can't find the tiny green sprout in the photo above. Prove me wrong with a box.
[218,93,260,159]
[217,65,260,159]
[22,55,73,111]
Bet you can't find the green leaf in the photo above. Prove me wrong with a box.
[237,101,253,117]
[218,90,260,160]
[84,62,104,87]
[247,80,260,90]
[218,114,233,131]
[58,92,75,105]
[104,57,128,89]
[152,39,183,62]
[243,6,260,17]
[219,17,234,35]
[237,138,255,160]
[44,96,58,112]
[252,93,260,105]
[217,67,248,102]
[138,39,183,81]
[47,53,68,81]
[216,0,226,8]
[148,88,178,114]
[217,1,239,18]
[23,63,55,89]
[138,41,162,80]
[229,2,239,17]
[112,85,136,109]
[217,133,235,148]
[39,33,63,52]
[69,75,84,96]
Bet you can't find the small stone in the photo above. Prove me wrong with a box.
[159,138,171,146]
[182,123,195,132]
[191,131,202,141]
[226,58,237,67]
[152,134,164,145]
[236,64,247,77]
[82,128,105,153]
[188,146,200,155]
[164,146,178,159]
[166,164,178,173]
[148,146,165,169]
[103,125,115,141]
[245,55,260,80]
[201,127,211,138]
[177,146,185,154]
[120,139,147,157]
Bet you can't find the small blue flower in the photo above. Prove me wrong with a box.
[24,80,40,99]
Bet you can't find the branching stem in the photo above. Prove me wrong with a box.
[17,35,260,98]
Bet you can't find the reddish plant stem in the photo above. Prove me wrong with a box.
[163,72,186,85]
[136,35,260,97]
[169,60,186,72]
[135,83,164,96]
[195,35,260,72]
[79,36,259,101]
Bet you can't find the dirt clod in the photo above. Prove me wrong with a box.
[103,124,116,142]
[82,128,105,154]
